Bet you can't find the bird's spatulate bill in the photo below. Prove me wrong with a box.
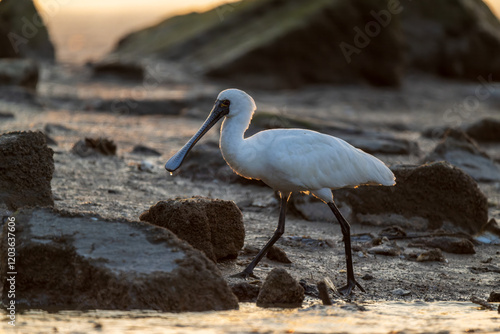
[165,102,227,172]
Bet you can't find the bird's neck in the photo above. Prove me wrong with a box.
[220,109,253,169]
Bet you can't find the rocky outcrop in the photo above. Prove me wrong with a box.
[330,162,489,234]
[140,197,245,262]
[0,208,239,311]
[108,0,404,88]
[0,131,54,210]
[0,0,55,60]
[107,0,500,88]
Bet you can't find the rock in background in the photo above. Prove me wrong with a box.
[0,0,55,60]
[107,0,404,88]
[423,129,500,182]
[106,0,500,88]
[401,0,500,81]
[140,197,245,262]
[0,58,38,90]
[0,131,54,210]
[323,162,488,234]
[0,207,239,311]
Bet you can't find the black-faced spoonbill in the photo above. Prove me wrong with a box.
[165,89,395,296]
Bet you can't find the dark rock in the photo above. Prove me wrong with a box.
[469,265,500,274]
[334,161,489,234]
[464,118,500,142]
[44,123,75,134]
[108,0,403,88]
[0,207,239,311]
[421,125,453,140]
[367,239,402,256]
[131,144,161,156]
[71,137,117,157]
[266,246,292,264]
[423,129,500,182]
[0,131,54,210]
[0,111,14,118]
[229,282,260,302]
[299,279,319,298]
[487,292,500,302]
[423,118,500,143]
[0,58,38,90]
[416,248,446,262]
[256,268,304,308]
[97,98,185,115]
[361,273,374,280]
[317,280,333,306]
[93,59,144,80]
[43,133,57,146]
[0,86,39,106]
[140,197,245,262]
[409,237,476,254]
[0,0,55,60]
[479,218,500,241]
[379,226,407,238]
[401,0,500,81]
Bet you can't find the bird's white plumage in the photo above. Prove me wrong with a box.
[216,89,395,202]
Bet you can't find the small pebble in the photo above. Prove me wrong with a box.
[487,291,500,302]
[391,288,411,296]
[266,246,292,263]
[138,160,155,173]
[361,274,374,280]
[417,248,446,262]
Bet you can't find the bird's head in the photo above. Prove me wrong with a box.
[165,88,254,172]
[216,88,256,119]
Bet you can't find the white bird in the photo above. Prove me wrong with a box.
[166,89,395,296]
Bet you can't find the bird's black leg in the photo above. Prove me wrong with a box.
[328,201,365,296]
[231,191,291,279]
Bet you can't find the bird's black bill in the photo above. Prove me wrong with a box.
[165,101,229,172]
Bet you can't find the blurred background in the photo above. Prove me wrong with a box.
[1,3,500,332]
[30,0,500,65]
[33,0,241,63]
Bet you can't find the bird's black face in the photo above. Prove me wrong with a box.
[165,99,230,172]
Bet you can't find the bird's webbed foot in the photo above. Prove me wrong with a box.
[337,279,366,297]
[230,270,260,280]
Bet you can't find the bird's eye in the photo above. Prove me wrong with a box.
[220,100,230,108]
